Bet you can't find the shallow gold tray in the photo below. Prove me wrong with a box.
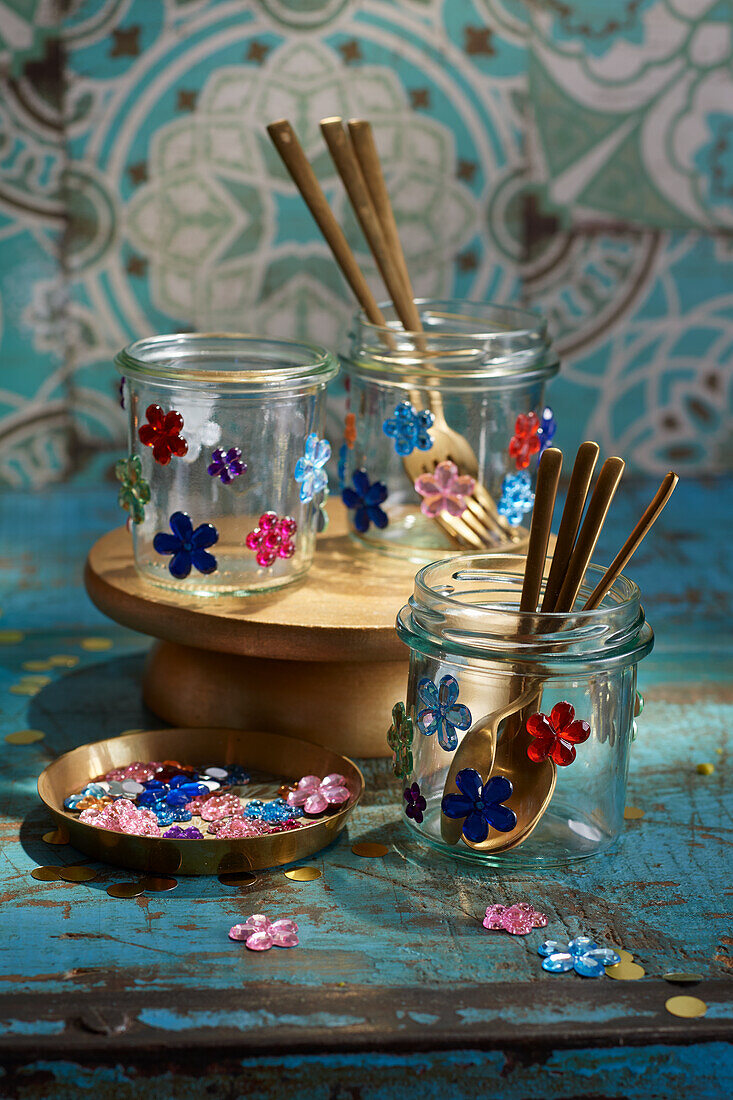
[38,727,364,876]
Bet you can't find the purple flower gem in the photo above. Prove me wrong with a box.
[208,446,247,485]
[403,782,427,824]
[163,824,204,839]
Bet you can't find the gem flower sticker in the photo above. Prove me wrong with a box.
[115,455,150,524]
[153,511,218,579]
[441,769,517,842]
[417,674,471,752]
[526,702,591,767]
[383,400,434,456]
[138,404,188,465]
[294,433,331,504]
[342,469,388,532]
[509,411,541,470]
[387,702,414,779]
[415,460,475,518]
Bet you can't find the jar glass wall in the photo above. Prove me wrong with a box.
[115,334,338,597]
[339,301,560,563]
[394,555,653,866]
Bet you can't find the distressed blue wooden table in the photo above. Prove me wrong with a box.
[0,479,731,1099]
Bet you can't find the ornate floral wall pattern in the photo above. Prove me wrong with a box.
[0,0,730,486]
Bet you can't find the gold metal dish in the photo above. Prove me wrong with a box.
[37,727,364,876]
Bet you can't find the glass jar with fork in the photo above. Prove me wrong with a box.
[339,299,559,561]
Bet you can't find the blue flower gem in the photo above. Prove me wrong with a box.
[153,511,218,579]
[539,937,620,978]
[441,769,517,842]
[294,433,331,504]
[244,798,303,824]
[382,401,434,456]
[417,674,472,751]
[342,469,388,533]
[538,406,556,453]
[498,471,535,527]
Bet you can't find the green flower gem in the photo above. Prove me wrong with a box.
[115,455,151,524]
[387,701,414,780]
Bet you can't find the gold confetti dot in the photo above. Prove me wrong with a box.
[5,729,45,745]
[624,806,645,820]
[665,995,707,1018]
[351,842,390,858]
[107,882,144,899]
[43,828,69,846]
[31,866,61,881]
[606,961,645,980]
[80,637,113,652]
[284,866,321,882]
[664,972,704,984]
[696,763,714,775]
[22,660,53,672]
[139,875,177,892]
[607,947,634,965]
[218,871,258,887]
[715,748,723,755]
[9,683,41,696]
[48,655,79,668]
[0,630,24,644]
[18,675,51,686]
[58,866,98,883]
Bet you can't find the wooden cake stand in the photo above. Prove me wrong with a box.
[85,503,422,758]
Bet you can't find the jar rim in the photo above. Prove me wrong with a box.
[358,298,548,341]
[115,332,339,387]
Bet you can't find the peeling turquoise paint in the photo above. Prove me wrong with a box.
[138,1008,366,1031]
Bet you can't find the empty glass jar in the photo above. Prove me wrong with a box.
[392,554,653,866]
[115,334,338,596]
[339,300,560,562]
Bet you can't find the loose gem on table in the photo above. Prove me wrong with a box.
[286,775,350,816]
[208,446,247,484]
[342,469,388,533]
[417,674,472,752]
[153,512,219,579]
[138,404,188,465]
[382,400,434,456]
[441,770,517,843]
[229,915,299,950]
[246,513,297,569]
[483,902,548,936]
[294,433,331,503]
[539,937,620,978]
[414,460,475,519]
[526,702,591,767]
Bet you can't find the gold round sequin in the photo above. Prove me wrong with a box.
[624,806,645,820]
[665,995,707,1018]
[218,872,258,887]
[9,683,42,696]
[80,637,113,651]
[605,960,645,980]
[139,875,178,892]
[48,655,79,667]
[5,729,45,745]
[22,660,53,672]
[31,866,61,881]
[664,972,704,984]
[107,882,144,899]
[284,866,321,881]
[696,763,714,775]
[43,828,69,846]
[19,675,51,686]
[351,842,390,857]
[607,948,634,965]
[0,630,24,644]
[58,866,98,882]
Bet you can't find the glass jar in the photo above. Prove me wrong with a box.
[339,300,560,562]
[393,554,653,866]
[115,334,338,597]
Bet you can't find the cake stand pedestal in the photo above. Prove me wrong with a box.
[85,504,421,758]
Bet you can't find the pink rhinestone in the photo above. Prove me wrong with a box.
[242,914,270,933]
[279,517,297,537]
[482,904,507,930]
[270,918,299,947]
[501,905,536,935]
[256,548,277,568]
[229,924,250,941]
[245,531,261,550]
[245,931,274,951]
[210,817,262,839]
[200,794,241,821]
[278,541,295,559]
[259,512,278,531]
[304,792,328,815]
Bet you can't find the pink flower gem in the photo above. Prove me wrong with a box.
[286,773,351,816]
[482,902,548,936]
[245,512,298,569]
[208,817,264,839]
[229,915,299,950]
[79,800,161,837]
[414,460,476,519]
[199,793,242,821]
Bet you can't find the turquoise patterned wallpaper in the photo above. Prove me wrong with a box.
[1,0,731,486]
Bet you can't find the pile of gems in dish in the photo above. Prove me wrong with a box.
[63,762,351,840]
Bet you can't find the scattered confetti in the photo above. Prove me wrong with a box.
[607,947,634,965]
[139,875,178,892]
[218,871,258,887]
[31,866,61,881]
[483,902,547,935]
[19,675,51,686]
[22,660,53,672]
[43,828,69,846]
[48,655,79,667]
[664,972,704,984]
[665,995,707,1018]
[107,882,144,898]
[9,683,42,696]
[0,630,24,644]
[284,866,321,882]
[605,960,645,980]
[696,763,714,775]
[6,729,45,745]
[58,866,98,883]
[351,842,389,858]
[80,637,113,652]
[229,915,299,950]
[624,806,645,819]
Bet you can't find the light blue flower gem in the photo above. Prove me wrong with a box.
[294,433,331,503]
[539,937,620,978]
[498,471,534,526]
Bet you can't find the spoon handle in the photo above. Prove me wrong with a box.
[540,441,599,612]
[554,456,625,613]
[582,471,678,611]
[520,448,563,613]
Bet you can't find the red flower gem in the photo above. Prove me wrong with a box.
[509,411,541,470]
[526,701,591,767]
[138,404,188,465]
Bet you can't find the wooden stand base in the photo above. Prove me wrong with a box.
[85,503,421,758]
